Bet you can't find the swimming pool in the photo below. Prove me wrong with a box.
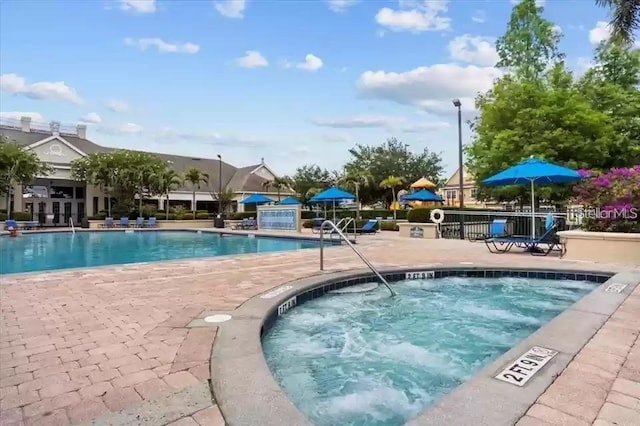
[0,231,322,274]
[262,275,599,426]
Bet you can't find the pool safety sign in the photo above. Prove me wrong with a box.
[277,296,297,316]
[605,283,627,293]
[495,346,558,386]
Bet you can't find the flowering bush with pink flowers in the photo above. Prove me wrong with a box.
[573,166,640,232]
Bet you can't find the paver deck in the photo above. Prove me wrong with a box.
[1,231,639,425]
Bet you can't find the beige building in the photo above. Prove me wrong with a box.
[1,117,292,224]
[439,167,490,208]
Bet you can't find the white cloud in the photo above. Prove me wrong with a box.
[236,50,268,68]
[552,24,562,35]
[471,10,486,24]
[0,73,83,104]
[119,0,156,14]
[215,0,246,19]
[589,21,611,45]
[98,122,144,135]
[575,57,595,75]
[357,63,502,114]
[107,100,130,113]
[321,133,353,143]
[375,0,451,33]
[327,0,358,13]
[312,115,405,129]
[156,127,267,148]
[312,115,450,133]
[448,35,498,66]
[124,38,200,54]
[285,54,323,71]
[0,111,45,122]
[79,112,102,124]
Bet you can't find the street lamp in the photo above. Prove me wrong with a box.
[452,98,465,239]
[217,154,222,216]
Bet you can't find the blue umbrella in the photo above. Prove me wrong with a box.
[402,189,444,202]
[240,194,275,205]
[278,197,301,205]
[483,156,581,238]
[309,187,355,222]
[309,187,356,202]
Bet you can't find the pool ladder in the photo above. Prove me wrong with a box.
[69,218,76,234]
[319,220,396,297]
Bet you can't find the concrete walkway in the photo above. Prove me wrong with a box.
[1,232,638,425]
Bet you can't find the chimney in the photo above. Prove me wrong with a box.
[261,157,265,165]
[20,116,31,133]
[76,124,87,139]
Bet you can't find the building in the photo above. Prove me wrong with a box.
[439,167,487,208]
[1,117,293,224]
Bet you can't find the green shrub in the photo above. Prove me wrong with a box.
[171,205,188,219]
[195,212,210,219]
[302,219,313,228]
[301,211,316,220]
[89,213,107,220]
[13,212,33,221]
[407,208,432,223]
[231,211,318,220]
[0,212,7,221]
[380,221,399,231]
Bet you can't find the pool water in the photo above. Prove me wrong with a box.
[262,276,598,426]
[0,231,321,274]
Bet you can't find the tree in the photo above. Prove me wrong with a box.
[213,187,235,215]
[152,168,182,219]
[596,0,639,45]
[71,150,167,217]
[344,138,443,205]
[496,0,564,81]
[380,176,404,220]
[340,170,373,219]
[264,176,292,201]
[183,167,209,219]
[0,136,52,218]
[291,165,333,203]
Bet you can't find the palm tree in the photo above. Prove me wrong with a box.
[380,176,404,221]
[341,170,373,219]
[596,0,639,45]
[184,167,209,219]
[271,176,292,201]
[152,168,182,219]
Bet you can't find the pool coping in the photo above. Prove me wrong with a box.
[208,265,640,426]
[0,228,343,277]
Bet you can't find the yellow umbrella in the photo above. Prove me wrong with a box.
[410,177,436,189]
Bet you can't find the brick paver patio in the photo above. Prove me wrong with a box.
[1,231,639,425]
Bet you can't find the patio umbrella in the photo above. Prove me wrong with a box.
[277,197,302,205]
[239,194,275,205]
[411,177,437,189]
[482,156,581,239]
[402,189,444,202]
[309,187,356,222]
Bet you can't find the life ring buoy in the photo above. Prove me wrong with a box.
[430,209,444,224]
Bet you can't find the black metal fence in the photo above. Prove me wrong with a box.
[438,210,571,240]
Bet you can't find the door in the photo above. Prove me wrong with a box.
[25,203,33,220]
[38,202,46,225]
[64,202,72,224]
[53,202,60,225]
[77,202,85,223]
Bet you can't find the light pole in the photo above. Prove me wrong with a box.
[217,154,222,216]
[452,98,465,240]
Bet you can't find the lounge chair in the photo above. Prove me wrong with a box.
[135,217,144,228]
[100,217,115,228]
[468,218,508,241]
[356,220,379,234]
[485,216,562,256]
[145,217,157,228]
[119,217,129,228]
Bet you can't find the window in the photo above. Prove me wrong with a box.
[470,188,477,199]
[75,187,85,199]
[93,197,99,215]
[50,186,74,199]
[445,190,457,200]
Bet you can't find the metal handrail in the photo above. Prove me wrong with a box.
[319,220,396,297]
[69,217,76,234]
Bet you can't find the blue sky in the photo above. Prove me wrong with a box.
[0,0,629,178]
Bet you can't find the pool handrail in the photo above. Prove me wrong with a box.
[319,220,396,297]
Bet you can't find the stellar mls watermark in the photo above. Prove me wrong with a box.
[569,206,639,220]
